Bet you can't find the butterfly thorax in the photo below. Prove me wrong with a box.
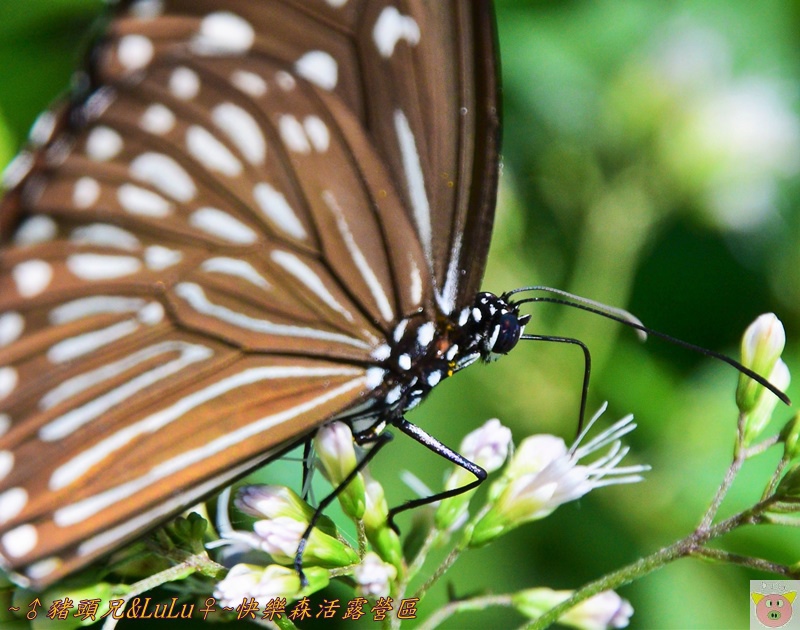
[360,292,526,424]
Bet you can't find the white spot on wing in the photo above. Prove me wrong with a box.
[202,257,270,289]
[393,319,408,342]
[275,71,296,91]
[175,282,370,348]
[373,7,420,58]
[144,245,182,270]
[130,152,196,202]
[231,70,267,97]
[212,103,266,166]
[169,66,200,100]
[13,216,57,245]
[13,260,52,298]
[0,367,17,400]
[49,296,147,324]
[365,367,386,389]
[70,223,141,251]
[322,190,394,321]
[86,126,123,161]
[295,50,338,90]
[427,371,442,387]
[279,115,311,154]
[304,115,330,152]
[192,12,255,55]
[386,385,402,404]
[0,312,24,347]
[73,176,100,208]
[2,151,33,189]
[1,524,37,558]
[49,368,364,501]
[271,250,354,322]
[118,183,173,217]
[437,232,462,315]
[0,451,13,481]
[190,207,258,244]
[0,488,26,525]
[130,0,164,19]
[66,254,142,280]
[29,110,57,146]
[409,255,423,306]
[253,182,307,240]
[394,110,432,266]
[117,34,154,70]
[417,321,435,347]
[47,320,139,364]
[25,557,62,582]
[371,344,391,361]
[140,103,175,134]
[325,0,348,6]
[138,302,164,325]
[186,125,243,176]
[39,342,212,426]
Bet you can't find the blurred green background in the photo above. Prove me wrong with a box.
[1,0,800,628]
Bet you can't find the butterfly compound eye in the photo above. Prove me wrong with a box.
[491,312,524,354]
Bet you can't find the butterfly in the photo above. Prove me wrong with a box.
[0,0,527,588]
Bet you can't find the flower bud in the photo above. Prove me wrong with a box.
[737,313,786,413]
[781,412,800,460]
[354,552,397,598]
[741,359,791,446]
[214,563,329,608]
[236,485,316,523]
[362,474,403,572]
[512,587,633,629]
[252,516,358,568]
[436,419,512,531]
[314,422,367,520]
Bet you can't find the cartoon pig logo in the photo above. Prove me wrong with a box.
[752,591,796,627]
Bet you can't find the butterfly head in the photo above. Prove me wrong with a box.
[455,292,531,366]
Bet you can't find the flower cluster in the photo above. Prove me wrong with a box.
[212,409,645,628]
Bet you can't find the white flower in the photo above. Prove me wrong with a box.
[563,590,634,630]
[313,421,366,519]
[435,419,513,531]
[513,587,633,630]
[214,564,329,608]
[236,485,315,522]
[353,552,397,598]
[471,404,648,546]
[253,517,305,562]
[216,485,358,569]
[459,418,513,474]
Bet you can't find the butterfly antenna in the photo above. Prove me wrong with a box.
[508,286,791,406]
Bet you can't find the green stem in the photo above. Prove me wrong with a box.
[525,493,778,629]
[101,552,225,630]
[700,420,745,529]
[690,548,798,576]
[763,456,789,500]
[417,594,513,630]
[523,538,689,630]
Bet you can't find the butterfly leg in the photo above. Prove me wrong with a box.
[294,429,394,584]
[387,417,487,530]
